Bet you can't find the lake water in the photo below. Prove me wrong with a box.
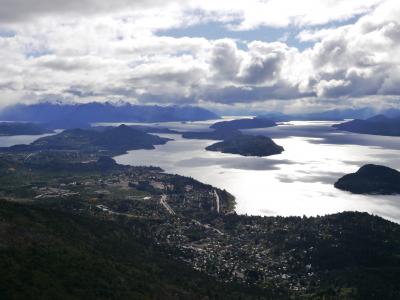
[1,120,399,223]
[0,132,58,147]
[114,120,400,223]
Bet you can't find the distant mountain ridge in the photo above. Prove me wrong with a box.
[258,107,400,122]
[0,102,220,129]
[0,122,53,136]
[333,115,400,136]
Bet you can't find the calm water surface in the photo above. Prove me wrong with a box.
[0,132,58,147]
[115,120,400,223]
[2,121,398,222]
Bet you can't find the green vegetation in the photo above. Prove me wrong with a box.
[4,125,170,156]
[210,117,277,130]
[206,135,284,157]
[0,148,399,299]
[0,201,267,300]
[182,120,283,157]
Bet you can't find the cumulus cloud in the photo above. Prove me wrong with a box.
[0,0,399,112]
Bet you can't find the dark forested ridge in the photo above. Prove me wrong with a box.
[3,125,170,156]
[0,201,267,300]
[333,115,400,136]
[0,122,53,136]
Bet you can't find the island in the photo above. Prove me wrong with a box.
[181,127,284,157]
[4,124,170,156]
[334,164,400,194]
[210,117,277,130]
[0,122,53,136]
[206,135,284,157]
[333,115,400,136]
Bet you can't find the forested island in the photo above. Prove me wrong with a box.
[3,124,170,156]
[335,164,400,194]
[182,119,284,157]
[206,135,284,157]
[210,117,277,130]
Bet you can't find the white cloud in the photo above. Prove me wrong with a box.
[0,0,399,111]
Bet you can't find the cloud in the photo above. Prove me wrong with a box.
[0,0,399,112]
[0,0,187,23]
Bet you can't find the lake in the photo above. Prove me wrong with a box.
[0,132,58,147]
[114,120,400,223]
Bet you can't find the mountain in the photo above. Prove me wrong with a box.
[0,200,263,300]
[334,164,400,194]
[0,154,399,299]
[206,135,284,157]
[333,115,400,136]
[294,108,377,121]
[0,122,53,136]
[258,108,400,122]
[6,125,170,155]
[210,117,277,130]
[0,102,220,129]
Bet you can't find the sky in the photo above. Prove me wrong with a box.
[0,0,399,113]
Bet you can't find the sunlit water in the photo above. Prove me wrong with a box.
[114,120,400,223]
[1,120,399,223]
[0,132,58,147]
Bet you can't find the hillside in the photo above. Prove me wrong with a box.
[0,201,265,300]
[0,122,52,136]
[0,155,399,299]
[333,115,400,136]
[5,125,170,156]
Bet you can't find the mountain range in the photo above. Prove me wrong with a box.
[258,107,400,122]
[0,102,220,129]
[333,115,400,136]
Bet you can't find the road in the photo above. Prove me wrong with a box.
[213,190,220,213]
[160,194,176,215]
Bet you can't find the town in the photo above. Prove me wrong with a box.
[0,151,398,298]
